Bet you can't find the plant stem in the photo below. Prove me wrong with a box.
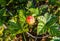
[23,33,26,41]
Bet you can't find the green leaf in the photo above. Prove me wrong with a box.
[44,12,50,20]
[29,8,39,16]
[6,0,13,5]
[50,28,60,37]
[0,20,3,26]
[27,1,32,8]
[46,15,58,27]
[56,1,60,6]
[49,0,57,5]
[39,5,48,15]
[51,37,60,41]
[49,24,60,37]
[0,0,6,6]
[19,10,26,24]
[37,16,46,35]
[8,21,20,34]
[0,38,3,41]
[0,8,6,16]
[37,16,46,23]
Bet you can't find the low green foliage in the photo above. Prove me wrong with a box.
[0,0,60,40]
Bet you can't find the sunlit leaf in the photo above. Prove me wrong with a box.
[29,8,39,16]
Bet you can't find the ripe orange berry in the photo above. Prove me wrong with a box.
[26,16,35,25]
